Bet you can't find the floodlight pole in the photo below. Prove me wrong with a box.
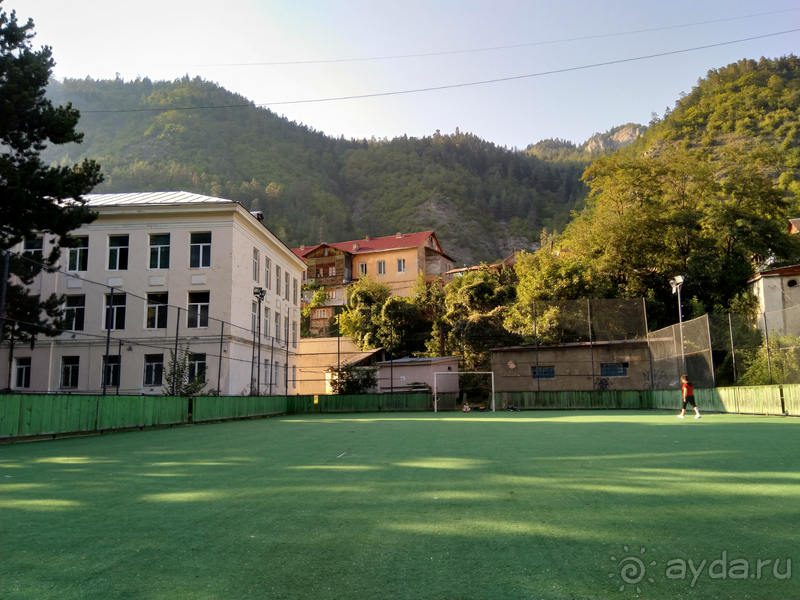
[254,287,266,395]
[671,276,686,374]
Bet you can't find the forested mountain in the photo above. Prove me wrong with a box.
[44,77,588,265]
[531,55,800,329]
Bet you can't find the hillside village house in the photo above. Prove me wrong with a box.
[293,231,455,336]
[1,192,305,395]
[444,251,519,283]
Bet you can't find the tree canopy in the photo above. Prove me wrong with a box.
[0,4,102,345]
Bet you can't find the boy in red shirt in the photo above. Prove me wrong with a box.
[678,374,700,419]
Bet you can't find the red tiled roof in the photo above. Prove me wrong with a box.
[293,231,439,259]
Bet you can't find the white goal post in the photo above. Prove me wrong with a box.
[433,371,495,413]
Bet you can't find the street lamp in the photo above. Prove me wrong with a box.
[670,275,686,374]
[253,287,266,394]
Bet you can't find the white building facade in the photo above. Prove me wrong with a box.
[1,192,305,396]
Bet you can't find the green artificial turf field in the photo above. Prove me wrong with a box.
[1,411,799,600]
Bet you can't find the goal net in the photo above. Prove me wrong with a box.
[433,371,495,412]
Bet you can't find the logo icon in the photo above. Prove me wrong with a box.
[610,546,656,593]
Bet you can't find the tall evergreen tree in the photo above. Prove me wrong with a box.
[0,4,103,346]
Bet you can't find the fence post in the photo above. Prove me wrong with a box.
[217,321,224,395]
[103,287,114,395]
[706,314,716,388]
[587,299,595,391]
[533,299,539,392]
[763,312,773,385]
[0,251,9,341]
[172,307,181,396]
[643,298,655,391]
[728,313,737,384]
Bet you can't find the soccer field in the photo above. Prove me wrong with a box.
[1,411,798,600]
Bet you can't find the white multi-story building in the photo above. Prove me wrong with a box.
[0,192,305,396]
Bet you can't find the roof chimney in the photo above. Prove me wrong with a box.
[353,243,359,252]
[300,245,306,250]
[250,211,264,223]
[396,232,403,238]
[365,235,371,241]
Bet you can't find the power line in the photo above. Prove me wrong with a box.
[81,28,800,114]
[188,9,800,67]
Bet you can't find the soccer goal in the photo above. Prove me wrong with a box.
[433,371,495,412]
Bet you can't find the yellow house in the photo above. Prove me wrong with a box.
[293,231,455,335]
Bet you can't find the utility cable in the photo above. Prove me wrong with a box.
[82,28,800,114]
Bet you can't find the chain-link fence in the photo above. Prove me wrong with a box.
[653,306,800,388]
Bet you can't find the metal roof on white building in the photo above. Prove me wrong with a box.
[83,191,234,206]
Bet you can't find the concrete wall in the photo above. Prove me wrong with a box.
[491,342,651,392]
[377,357,460,393]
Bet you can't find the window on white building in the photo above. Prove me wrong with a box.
[68,237,89,271]
[293,278,298,305]
[102,355,120,387]
[64,295,85,331]
[264,307,271,338]
[61,356,80,388]
[265,258,271,290]
[276,265,282,295]
[253,248,260,281]
[187,292,210,328]
[284,272,290,300]
[104,293,127,330]
[144,354,164,386]
[15,357,31,388]
[108,235,129,270]
[146,293,168,329]
[190,232,211,268]
[188,353,207,383]
[149,234,170,269]
[24,237,43,257]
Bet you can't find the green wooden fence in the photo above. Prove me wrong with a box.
[501,390,645,410]
[1,394,187,438]
[2,385,797,440]
[192,395,291,422]
[317,393,431,413]
[782,384,800,416]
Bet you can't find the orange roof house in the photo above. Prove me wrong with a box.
[294,231,455,336]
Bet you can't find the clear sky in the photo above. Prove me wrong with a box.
[20,0,800,148]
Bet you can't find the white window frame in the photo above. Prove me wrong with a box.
[377,260,386,275]
[187,292,210,329]
[64,295,85,331]
[108,235,129,271]
[68,237,89,271]
[143,354,164,387]
[15,357,32,388]
[146,292,169,330]
[253,248,260,282]
[397,258,406,273]
[104,293,127,331]
[265,258,271,290]
[61,356,80,389]
[190,232,212,268]
[358,262,367,276]
[149,233,170,270]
